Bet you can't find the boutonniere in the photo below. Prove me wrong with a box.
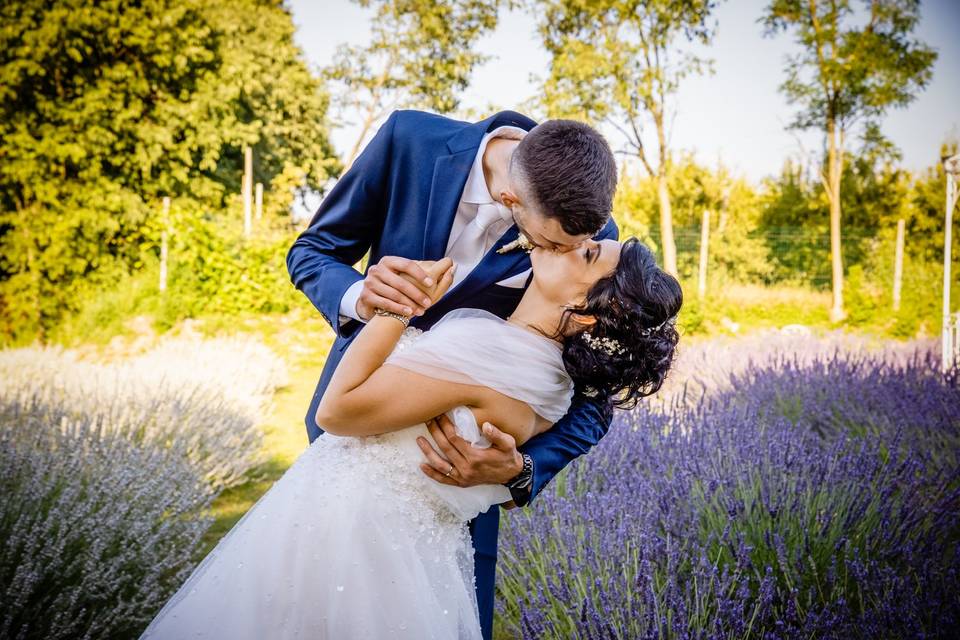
[496,232,535,255]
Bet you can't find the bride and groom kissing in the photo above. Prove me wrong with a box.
[142,110,683,639]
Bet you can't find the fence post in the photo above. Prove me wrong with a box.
[892,218,905,312]
[243,146,253,237]
[255,182,263,220]
[943,167,957,373]
[159,196,170,293]
[698,209,710,298]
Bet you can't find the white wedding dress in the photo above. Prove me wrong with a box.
[141,309,573,640]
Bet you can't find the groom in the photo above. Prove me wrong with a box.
[287,109,618,639]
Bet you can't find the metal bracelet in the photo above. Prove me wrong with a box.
[373,307,410,327]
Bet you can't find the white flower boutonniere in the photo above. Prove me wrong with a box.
[497,232,535,254]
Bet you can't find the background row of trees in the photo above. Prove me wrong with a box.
[0,0,953,344]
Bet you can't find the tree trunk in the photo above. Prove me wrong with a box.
[652,109,678,277]
[826,119,845,322]
[657,172,678,277]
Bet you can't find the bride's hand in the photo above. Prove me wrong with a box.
[401,258,456,304]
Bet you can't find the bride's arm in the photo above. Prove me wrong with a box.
[315,259,477,436]
[317,365,488,437]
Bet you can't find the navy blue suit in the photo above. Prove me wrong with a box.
[286,109,617,639]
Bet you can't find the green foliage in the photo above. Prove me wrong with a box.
[0,0,217,341]
[758,146,949,289]
[199,0,340,206]
[326,0,500,163]
[761,0,937,318]
[762,0,937,137]
[616,155,773,283]
[537,0,718,127]
[52,216,307,345]
[0,0,337,344]
[159,217,302,325]
[614,148,951,340]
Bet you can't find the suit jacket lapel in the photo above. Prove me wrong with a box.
[421,150,474,261]
[422,112,533,261]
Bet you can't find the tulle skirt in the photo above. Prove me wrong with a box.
[141,426,488,639]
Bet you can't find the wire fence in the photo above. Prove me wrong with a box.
[643,224,931,289]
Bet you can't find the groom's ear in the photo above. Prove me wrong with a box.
[500,190,521,208]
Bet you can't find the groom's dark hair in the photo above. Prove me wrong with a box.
[511,119,617,236]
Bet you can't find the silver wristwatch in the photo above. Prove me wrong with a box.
[505,453,533,491]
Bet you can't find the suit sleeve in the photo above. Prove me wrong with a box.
[513,216,621,506]
[286,111,400,339]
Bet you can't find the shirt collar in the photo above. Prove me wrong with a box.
[461,125,527,206]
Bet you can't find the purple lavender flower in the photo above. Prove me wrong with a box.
[498,340,960,639]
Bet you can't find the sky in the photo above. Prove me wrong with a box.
[288,0,960,184]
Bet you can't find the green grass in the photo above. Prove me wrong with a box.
[680,283,833,336]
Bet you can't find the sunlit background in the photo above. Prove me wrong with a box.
[1,1,958,637]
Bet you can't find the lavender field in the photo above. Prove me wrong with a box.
[2,331,957,639]
[0,337,285,639]
[498,334,960,639]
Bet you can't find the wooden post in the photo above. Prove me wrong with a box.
[698,209,710,298]
[892,218,905,312]
[943,170,957,373]
[255,182,263,220]
[159,196,170,293]
[243,146,253,237]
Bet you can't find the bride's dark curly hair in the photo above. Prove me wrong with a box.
[552,237,683,409]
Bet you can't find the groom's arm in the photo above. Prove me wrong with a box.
[286,111,400,339]
[515,394,613,506]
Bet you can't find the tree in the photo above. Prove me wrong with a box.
[326,0,501,167]
[0,0,338,342]
[762,0,936,321]
[197,0,340,218]
[616,154,771,283]
[0,0,221,340]
[535,0,720,276]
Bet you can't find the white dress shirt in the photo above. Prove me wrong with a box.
[338,125,532,324]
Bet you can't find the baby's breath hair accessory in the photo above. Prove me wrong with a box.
[497,232,535,254]
[639,315,677,337]
[581,331,627,356]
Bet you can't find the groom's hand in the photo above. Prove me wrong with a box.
[417,415,524,488]
[356,256,438,321]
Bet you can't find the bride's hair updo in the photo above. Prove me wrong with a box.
[554,238,683,409]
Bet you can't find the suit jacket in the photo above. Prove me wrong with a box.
[286,109,618,559]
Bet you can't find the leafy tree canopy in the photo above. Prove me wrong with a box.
[0,0,338,341]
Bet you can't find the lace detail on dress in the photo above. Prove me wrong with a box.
[394,325,425,354]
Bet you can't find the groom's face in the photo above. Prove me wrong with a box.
[501,192,593,254]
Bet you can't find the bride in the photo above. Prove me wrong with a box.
[141,236,682,639]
